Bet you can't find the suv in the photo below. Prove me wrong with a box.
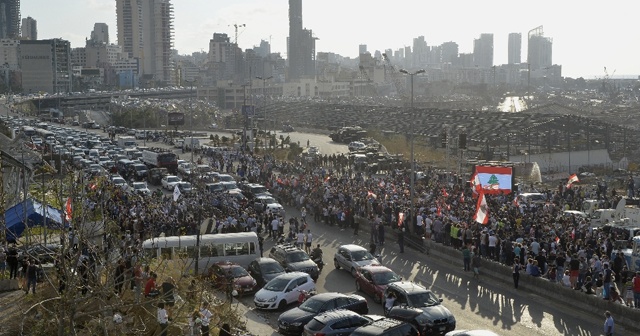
[269,244,319,280]
[240,183,271,199]
[351,317,419,336]
[384,282,456,335]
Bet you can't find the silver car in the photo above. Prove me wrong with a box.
[334,244,381,277]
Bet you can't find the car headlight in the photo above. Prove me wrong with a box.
[291,322,303,327]
[267,296,277,302]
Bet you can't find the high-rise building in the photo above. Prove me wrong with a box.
[287,0,315,81]
[440,41,458,64]
[508,33,521,64]
[20,39,72,93]
[528,26,552,71]
[359,44,367,55]
[0,38,19,69]
[473,33,493,68]
[412,36,428,68]
[116,0,174,85]
[91,23,109,44]
[0,0,19,39]
[21,16,36,40]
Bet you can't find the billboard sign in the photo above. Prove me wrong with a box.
[242,105,255,117]
[167,112,185,126]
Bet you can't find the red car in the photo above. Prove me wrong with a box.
[209,261,258,295]
[355,265,402,303]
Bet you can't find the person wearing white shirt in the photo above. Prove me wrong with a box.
[296,231,305,249]
[157,302,169,336]
[415,214,424,235]
[200,302,212,336]
[530,239,540,256]
[488,233,498,260]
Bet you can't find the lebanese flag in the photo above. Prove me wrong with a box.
[442,188,449,197]
[474,191,489,225]
[566,174,579,188]
[513,197,519,207]
[65,197,72,221]
[446,204,451,211]
[436,206,442,217]
[470,173,481,196]
[459,193,465,203]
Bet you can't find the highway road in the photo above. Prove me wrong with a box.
[236,216,606,336]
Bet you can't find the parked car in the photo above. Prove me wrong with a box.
[351,317,420,336]
[161,175,181,190]
[384,282,456,335]
[277,293,369,335]
[348,141,366,151]
[303,310,385,336]
[269,244,319,280]
[254,272,315,310]
[334,244,381,277]
[208,261,257,295]
[356,265,402,303]
[176,181,193,194]
[130,182,151,196]
[247,257,286,288]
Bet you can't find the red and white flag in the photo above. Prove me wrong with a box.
[470,173,481,196]
[65,197,72,222]
[566,174,579,188]
[459,193,465,203]
[442,188,449,197]
[367,191,377,199]
[474,191,489,225]
[513,197,520,207]
[436,206,442,217]
[397,212,405,227]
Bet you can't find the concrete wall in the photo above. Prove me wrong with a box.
[510,149,619,173]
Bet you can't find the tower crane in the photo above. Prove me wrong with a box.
[229,23,246,44]
[382,53,407,99]
[359,65,377,96]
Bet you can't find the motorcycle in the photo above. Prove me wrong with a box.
[313,257,324,271]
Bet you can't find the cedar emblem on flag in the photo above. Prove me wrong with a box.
[474,191,489,224]
[566,174,579,188]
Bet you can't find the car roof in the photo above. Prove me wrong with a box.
[273,271,309,280]
[253,257,279,264]
[360,265,394,273]
[340,244,367,252]
[313,309,361,323]
[354,318,408,333]
[388,281,428,293]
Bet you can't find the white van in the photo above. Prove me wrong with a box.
[142,232,260,274]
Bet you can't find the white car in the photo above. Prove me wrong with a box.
[348,141,366,152]
[254,272,315,310]
[334,244,381,277]
[110,176,127,188]
[178,162,192,176]
[161,175,181,190]
[308,146,320,155]
[131,182,151,196]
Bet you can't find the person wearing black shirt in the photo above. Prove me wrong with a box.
[162,277,177,314]
[7,245,18,279]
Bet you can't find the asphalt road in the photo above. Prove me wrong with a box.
[235,214,607,336]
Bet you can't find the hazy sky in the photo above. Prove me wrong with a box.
[22,0,640,78]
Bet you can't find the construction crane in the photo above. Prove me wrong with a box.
[358,65,377,96]
[602,66,617,95]
[229,23,246,44]
[382,53,407,99]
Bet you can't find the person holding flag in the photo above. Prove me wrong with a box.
[566,174,579,189]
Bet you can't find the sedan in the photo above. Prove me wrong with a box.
[277,293,369,335]
[161,175,181,190]
[176,181,193,194]
[304,310,384,336]
[355,265,402,303]
[208,262,257,295]
[131,182,151,196]
[247,257,286,288]
[334,244,381,277]
[254,272,315,311]
[110,176,127,188]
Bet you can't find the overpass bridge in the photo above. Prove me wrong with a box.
[21,89,194,112]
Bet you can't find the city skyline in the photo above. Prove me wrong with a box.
[21,0,640,78]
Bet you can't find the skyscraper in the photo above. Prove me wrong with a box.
[287,0,315,81]
[0,0,20,39]
[440,41,458,64]
[359,44,367,55]
[21,16,36,40]
[116,0,174,84]
[91,23,109,44]
[508,33,521,64]
[528,26,552,71]
[473,33,493,68]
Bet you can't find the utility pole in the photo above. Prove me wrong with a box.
[256,76,272,150]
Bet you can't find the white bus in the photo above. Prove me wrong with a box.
[141,232,260,274]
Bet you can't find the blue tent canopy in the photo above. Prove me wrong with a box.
[4,198,67,242]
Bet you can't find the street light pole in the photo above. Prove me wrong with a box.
[256,76,272,150]
[185,79,196,163]
[399,69,425,233]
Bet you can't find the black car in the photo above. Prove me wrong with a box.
[247,257,286,288]
[269,244,319,280]
[384,282,456,335]
[351,317,420,336]
[303,310,384,336]
[277,292,369,335]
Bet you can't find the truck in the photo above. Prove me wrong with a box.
[612,236,640,272]
[587,198,640,227]
[184,137,201,150]
[141,149,178,174]
[117,136,138,148]
[329,126,367,143]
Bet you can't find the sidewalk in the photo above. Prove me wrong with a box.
[211,291,278,336]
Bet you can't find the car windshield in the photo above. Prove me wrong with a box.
[251,186,268,194]
[113,178,125,184]
[167,176,179,182]
[228,266,249,278]
[133,183,146,190]
[179,182,191,189]
[260,197,277,204]
[351,250,374,262]
[372,271,402,285]
[134,165,146,171]
[264,278,289,292]
[408,291,440,307]
[286,251,310,263]
[298,297,326,313]
[261,262,285,274]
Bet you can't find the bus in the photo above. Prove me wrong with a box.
[35,128,55,139]
[141,232,259,274]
